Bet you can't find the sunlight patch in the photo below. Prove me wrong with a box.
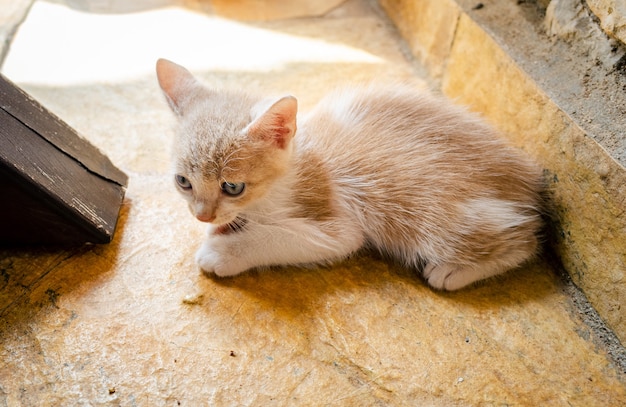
[2,1,383,85]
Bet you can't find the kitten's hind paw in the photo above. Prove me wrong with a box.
[423,262,475,291]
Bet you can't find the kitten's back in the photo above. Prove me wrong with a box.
[301,85,542,205]
[297,85,543,286]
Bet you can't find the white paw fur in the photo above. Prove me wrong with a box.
[195,240,248,277]
[424,263,475,291]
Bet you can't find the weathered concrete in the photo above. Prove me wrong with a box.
[380,0,626,345]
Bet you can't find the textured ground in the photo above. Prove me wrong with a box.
[1,0,625,405]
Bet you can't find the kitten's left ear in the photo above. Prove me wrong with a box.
[156,58,198,115]
[247,96,298,149]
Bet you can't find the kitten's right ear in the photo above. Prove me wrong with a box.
[156,58,197,115]
[247,96,298,150]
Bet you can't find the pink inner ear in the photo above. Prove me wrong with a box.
[156,58,195,113]
[249,96,297,149]
[267,114,293,149]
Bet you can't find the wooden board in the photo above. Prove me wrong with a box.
[0,74,128,244]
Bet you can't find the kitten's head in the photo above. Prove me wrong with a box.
[156,59,297,226]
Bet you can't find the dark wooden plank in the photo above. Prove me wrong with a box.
[0,166,105,244]
[0,73,127,187]
[0,107,125,244]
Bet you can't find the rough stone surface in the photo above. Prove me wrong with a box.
[1,0,625,403]
[381,0,626,346]
[378,0,460,80]
[587,0,626,45]
[545,0,624,68]
[3,234,626,404]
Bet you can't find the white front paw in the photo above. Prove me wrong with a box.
[195,241,248,277]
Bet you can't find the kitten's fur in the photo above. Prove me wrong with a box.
[156,59,544,291]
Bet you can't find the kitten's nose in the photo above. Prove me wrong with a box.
[196,213,216,223]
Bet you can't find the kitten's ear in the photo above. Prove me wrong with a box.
[247,96,298,149]
[156,58,197,115]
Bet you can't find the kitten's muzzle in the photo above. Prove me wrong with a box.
[196,213,216,223]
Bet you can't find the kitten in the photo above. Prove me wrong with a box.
[156,58,544,291]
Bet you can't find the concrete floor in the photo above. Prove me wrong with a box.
[1,0,625,405]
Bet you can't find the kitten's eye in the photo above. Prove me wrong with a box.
[175,174,192,190]
[221,181,245,196]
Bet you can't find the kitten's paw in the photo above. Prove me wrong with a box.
[423,262,474,291]
[195,243,248,277]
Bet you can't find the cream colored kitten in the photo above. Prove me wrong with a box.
[156,58,544,291]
